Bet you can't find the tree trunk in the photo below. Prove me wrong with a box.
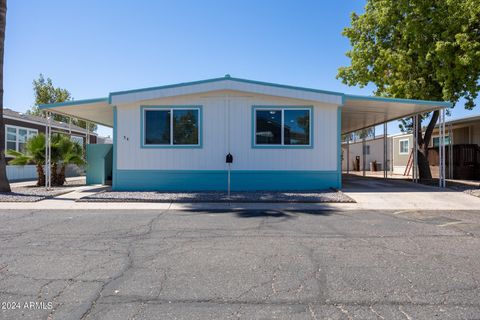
[36,164,45,187]
[416,110,440,181]
[51,162,59,186]
[0,0,9,192]
[58,164,66,186]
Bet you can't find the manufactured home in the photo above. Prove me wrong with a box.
[39,76,450,191]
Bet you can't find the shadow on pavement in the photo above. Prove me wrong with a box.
[179,209,335,219]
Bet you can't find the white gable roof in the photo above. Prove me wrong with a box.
[109,76,344,105]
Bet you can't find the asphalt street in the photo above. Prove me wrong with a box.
[0,208,479,319]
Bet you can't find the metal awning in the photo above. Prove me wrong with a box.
[39,98,113,127]
[342,95,451,134]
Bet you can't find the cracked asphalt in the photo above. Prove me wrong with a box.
[0,208,479,320]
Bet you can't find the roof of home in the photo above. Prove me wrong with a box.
[38,75,452,133]
[443,113,480,126]
[4,108,97,135]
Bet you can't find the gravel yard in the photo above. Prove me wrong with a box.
[0,177,86,202]
[0,187,73,202]
[78,189,355,203]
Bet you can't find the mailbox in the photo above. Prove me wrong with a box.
[226,153,233,163]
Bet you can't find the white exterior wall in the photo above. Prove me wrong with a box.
[342,137,392,171]
[116,91,339,172]
[6,164,84,181]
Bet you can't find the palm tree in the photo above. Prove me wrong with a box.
[7,133,85,186]
[7,134,46,186]
[53,135,85,185]
[0,0,9,192]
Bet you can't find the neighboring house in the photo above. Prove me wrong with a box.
[341,135,393,172]
[4,108,97,155]
[38,76,449,191]
[343,114,480,180]
[4,108,98,181]
[391,115,480,179]
[97,135,113,144]
[390,133,414,174]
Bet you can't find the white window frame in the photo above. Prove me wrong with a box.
[142,107,201,147]
[253,107,312,147]
[5,125,38,152]
[399,138,410,155]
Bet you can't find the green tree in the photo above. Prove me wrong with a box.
[7,133,85,186]
[28,74,97,132]
[0,0,9,192]
[337,0,480,180]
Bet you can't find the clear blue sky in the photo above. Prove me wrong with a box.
[4,1,479,137]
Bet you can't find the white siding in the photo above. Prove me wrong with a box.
[116,91,339,171]
[342,137,392,171]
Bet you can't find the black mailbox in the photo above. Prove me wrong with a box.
[226,153,233,163]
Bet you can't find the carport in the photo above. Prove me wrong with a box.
[341,95,452,187]
[39,98,113,188]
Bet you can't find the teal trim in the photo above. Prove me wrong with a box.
[113,170,340,191]
[344,94,452,107]
[39,97,109,109]
[108,75,344,103]
[86,144,113,185]
[140,105,203,148]
[251,105,314,149]
[112,106,118,189]
[337,106,342,188]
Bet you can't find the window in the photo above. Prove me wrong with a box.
[71,135,84,146]
[5,126,37,153]
[143,107,200,147]
[6,127,16,151]
[399,139,409,154]
[432,136,451,147]
[254,107,311,147]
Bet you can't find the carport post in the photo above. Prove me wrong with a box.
[383,122,387,179]
[44,111,52,189]
[362,135,366,176]
[439,108,446,188]
[86,121,90,145]
[346,138,350,174]
[412,115,418,183]
[448,122,453,179]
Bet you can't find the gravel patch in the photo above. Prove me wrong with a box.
[0,187,75,202]
[78,189,355,203]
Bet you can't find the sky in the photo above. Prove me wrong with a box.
[4,0,479,137]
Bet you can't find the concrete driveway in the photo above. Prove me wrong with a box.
[0,208,479,319]
[342,175,480,210]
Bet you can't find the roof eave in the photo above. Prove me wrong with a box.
[344,94,452,108]
[38,97,109,109]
